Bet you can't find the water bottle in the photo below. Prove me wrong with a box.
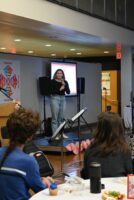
[89,162,101,193]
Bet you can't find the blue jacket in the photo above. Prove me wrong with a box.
[0,147,46,200]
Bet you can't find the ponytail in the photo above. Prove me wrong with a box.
[0,141,16,169]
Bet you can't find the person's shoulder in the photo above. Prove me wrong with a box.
[0,146,6,154]
[0,146,8,154]
[51,79,57,84]
[21,153,39,171]
[85,145,95,155]
[64,80,69,84]
[20,151,37,164]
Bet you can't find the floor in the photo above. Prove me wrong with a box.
[45,129,134,185]
[46,151,84,184]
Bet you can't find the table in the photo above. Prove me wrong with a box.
[30,177,127,200]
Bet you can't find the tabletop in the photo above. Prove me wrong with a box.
[30,177,127,200]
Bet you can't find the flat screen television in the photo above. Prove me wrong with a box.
[51,62,77,96]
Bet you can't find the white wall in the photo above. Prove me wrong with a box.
[77,62,101,123]
[121,46,133,116]
[0,53,101,123]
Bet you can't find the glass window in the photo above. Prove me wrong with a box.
[92,0,104,18]
[116,0,125,25]
[126,0,134,29]
[105,0,115,22]
[78,0,92,13]
[61,0,77,8]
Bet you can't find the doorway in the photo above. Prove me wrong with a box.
[102,70,120,113]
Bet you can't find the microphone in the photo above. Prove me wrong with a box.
[0,87,7,92]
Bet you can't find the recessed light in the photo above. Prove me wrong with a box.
[70,48,76,51]
[104,51,109,54]
[14,39,21,42]
[51,53,56,56]
[76,52,82,55]
[0,47,6,50]
[45,44,52,47]
[28,50,34,54]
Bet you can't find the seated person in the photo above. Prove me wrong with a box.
[81,112,133,179]
[0,108,53,200]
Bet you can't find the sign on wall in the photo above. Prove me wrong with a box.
[0,59,20,103]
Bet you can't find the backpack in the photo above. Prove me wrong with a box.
[23,141,54,177]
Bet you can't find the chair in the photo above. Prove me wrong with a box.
[1,126,9,146]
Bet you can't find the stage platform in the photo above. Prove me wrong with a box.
[34,132,92,153]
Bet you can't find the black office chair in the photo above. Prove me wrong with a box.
[1,126,9,139]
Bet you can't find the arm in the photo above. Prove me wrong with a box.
[26,158,47,193]
[42,176,54,187]
[59,80,70,94]
[64,80,70,94]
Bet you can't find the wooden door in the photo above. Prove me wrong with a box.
[102,70,119,113]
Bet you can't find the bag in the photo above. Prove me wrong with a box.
[30,151,54,177]
[23,141,54,177]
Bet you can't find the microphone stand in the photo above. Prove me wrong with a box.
[0,87,22,108]
[68,108,87,158]
[103,87,107,112]
[49,121,69,178]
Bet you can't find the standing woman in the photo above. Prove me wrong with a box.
[51,69,70,138]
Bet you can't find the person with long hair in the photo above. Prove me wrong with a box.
[0,108,52,200]
[51,69,70,138]
[81,112,133,179]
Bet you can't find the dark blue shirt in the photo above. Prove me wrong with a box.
[0,147,46,200]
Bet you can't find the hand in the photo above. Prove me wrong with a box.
[42,176,54,188]
[13,100,21,110]
[59,85,65,91]
[61,79,65,86]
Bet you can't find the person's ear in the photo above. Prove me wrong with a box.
[27,135,33,142]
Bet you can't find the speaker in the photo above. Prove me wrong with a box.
[39,77,51,95]
[77,77,85,94]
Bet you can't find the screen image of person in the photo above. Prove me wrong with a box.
[50,69,70,139]
[0,108,53,200]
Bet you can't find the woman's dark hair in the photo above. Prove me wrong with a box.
[0,108,40,168]
[91,112,130,156]
[53,69,65,80]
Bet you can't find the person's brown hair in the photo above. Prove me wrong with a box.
[0,108,40,168]
[53,69,65,80]
[91,112,130,156]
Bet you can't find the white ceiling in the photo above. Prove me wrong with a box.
[0,12,116,58]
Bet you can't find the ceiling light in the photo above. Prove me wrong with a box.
[76,52,82,55]
[70,48,76,51]
[14,39,21,42]
[0,47,6,50]
[104,51,109,54]
[28,50,34,54]
[51,53,56,56]
[45,44,52,47]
